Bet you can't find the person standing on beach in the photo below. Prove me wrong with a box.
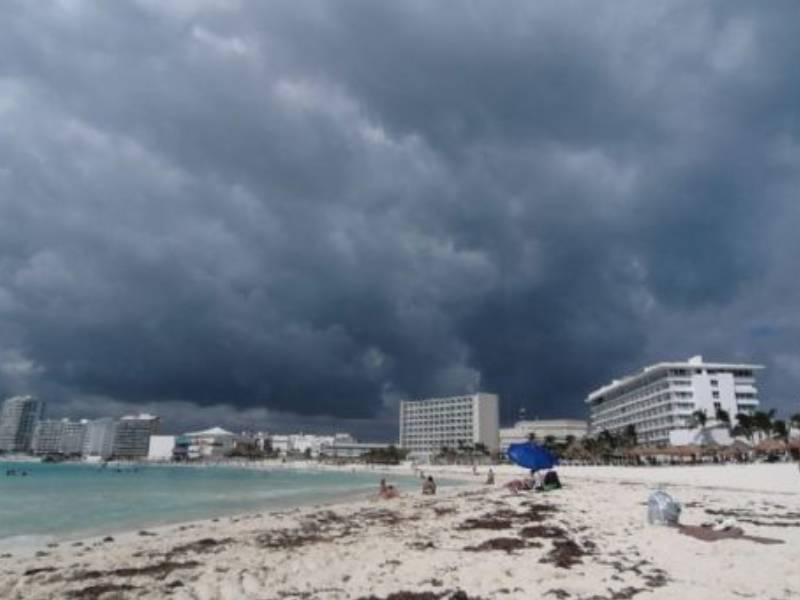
[422,475,436,495]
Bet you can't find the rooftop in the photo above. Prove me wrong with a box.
[586,355,764,403]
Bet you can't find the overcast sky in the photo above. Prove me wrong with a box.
[1,1,799,438]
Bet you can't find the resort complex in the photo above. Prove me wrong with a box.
[586,355,763,446]
[398,392,500,457]
[0,356,794,463]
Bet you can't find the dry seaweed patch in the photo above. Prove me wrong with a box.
[539,539,586,569]
[464,537,528,553]
[169,537,233,556]
[68,583,138,599]
[24,566,58,576]
[519,525,567,539]
[599,555,671,590]
[704,508,800,528]
[72,560,201,581]
[407,540,437,550]
[458,517,513,531]
[356,509,421,526]
[255,508,420,550]
[583,586,647,600]
[256,529,329,549]
[433,506,457,516]
[359,590,485,600]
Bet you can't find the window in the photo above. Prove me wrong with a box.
[711,379,718,387]
[712,391,719,399]
[713,401,721,411]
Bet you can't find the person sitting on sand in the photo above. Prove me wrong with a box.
[485,468,495,485]
[379,478,399,499]
[506,478,530,494]
[422,475,437,495]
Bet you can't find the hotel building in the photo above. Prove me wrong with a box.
[0,395,45,452]
[399,392,500,455]
[586,355,762,445]
[82,418,116,459]
[31,419,87,456]
[111,413,159,459]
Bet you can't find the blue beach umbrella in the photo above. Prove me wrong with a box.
[506,442,558,470]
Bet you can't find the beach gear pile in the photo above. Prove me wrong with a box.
[647,490,682,526]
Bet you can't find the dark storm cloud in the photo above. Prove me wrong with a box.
[1,0,800,432]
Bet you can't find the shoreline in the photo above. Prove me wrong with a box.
[0,462,474,555]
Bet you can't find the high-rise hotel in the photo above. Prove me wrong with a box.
[586,355,762,445]
[0,395,45,452]
[399,392,500,455]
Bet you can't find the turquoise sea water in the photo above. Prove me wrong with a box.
[0,462,434,548]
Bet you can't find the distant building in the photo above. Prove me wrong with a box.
[31,419,87,456]
[586,355,763,446]
[270,433,355,457]
[321,440,393,458]
[499,419,587,451]
[183,427,238,459]
[399,392,500,455]
[82,418,116,459]
[112,414,159,459]
[0,395,45,453]
[147,435,177,461]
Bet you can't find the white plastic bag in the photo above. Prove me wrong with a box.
[647,490,681,525]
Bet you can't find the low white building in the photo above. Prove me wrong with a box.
[270,433,355,457]
[321,441,393,458]
[184,427,238,459]
[147,435,176,461]
[499,419,587,451]
[399,392,500,456]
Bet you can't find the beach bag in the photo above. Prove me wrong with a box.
[647,490,681,526]
[543,470,561,489]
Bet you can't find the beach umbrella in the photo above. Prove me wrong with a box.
[506,442,558,470]
[755,438,786,453]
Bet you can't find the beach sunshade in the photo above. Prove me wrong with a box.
[506,442,558,470]
[755,438,787,453]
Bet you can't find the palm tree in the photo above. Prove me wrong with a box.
[772,419,788,441]
[543,435,557,450]
[733,413,755,442]
[790,413,800,433]
[623,424,637,448]
[715,408,731,426]
[691,409,708,428]
[752,409,775,440]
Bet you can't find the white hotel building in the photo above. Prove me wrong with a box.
[399,392,500,455]
[586,356,762,446]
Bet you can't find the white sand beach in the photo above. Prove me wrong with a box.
[1,463,798,600]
